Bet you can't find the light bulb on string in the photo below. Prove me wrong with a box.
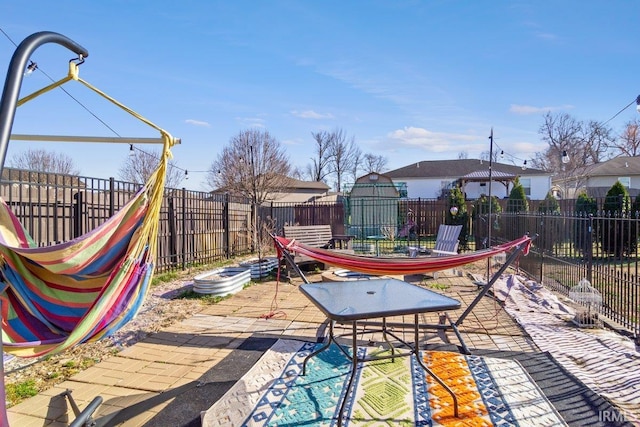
[522,160,527,171]
[129,144,135,156]
[24,61,37,76]
[561,150,570,164]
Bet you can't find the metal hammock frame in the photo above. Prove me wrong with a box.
[273,233,534,355]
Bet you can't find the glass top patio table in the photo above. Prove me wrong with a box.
[299,278,461,322]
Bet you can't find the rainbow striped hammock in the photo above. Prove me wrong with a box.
[0,62,178,358]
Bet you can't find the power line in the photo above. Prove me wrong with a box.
[0,27,199,177]
[0,26,122,137]
[602,96,639,126]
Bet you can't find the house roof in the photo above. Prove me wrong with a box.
[583,156,640,177]
[385,159,547,179]
[280,176,330,191]
[460,170,516,180]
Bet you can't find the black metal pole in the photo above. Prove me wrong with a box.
[487,128,494,280]
[0,31,89,176]
[0,31,88,427]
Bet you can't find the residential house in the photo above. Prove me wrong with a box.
[551,156,640,199]
[385,159,551,200]
[212,175,330,204]
[266,176,331,203]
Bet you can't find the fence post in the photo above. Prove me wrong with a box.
[72,191,83,238]
[587,214,593,283]
[223,193,230,259]
[181,188,187,270]
[167,195,177,267]
[108,177,115,217]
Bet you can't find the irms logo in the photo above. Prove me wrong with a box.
[599,409,636,425]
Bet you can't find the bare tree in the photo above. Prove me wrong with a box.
[306,130,333,182]
[479,149,500,163]
[579,120,613,164]
[119,148,183,188]
[10,148,79,175]
[9,148,80,184]
[614,119,640,156]
[457,151,468,160]
[347,144,363,185]
[207,129,291,201]
[206,129,291,251]
[327,128,359,192]
[362,153,388,174]
[534,112,613,198]
[533,112,583,171]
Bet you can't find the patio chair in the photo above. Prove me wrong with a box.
[426,224,463,279]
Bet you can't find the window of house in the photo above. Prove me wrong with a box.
[618,177,630,188]
[519,178,531,196]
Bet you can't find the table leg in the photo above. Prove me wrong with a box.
[337,321,358,427]
[302,321,334,376]
[413,314,459,417]
[381,317,396,360]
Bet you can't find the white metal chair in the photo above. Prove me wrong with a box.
[427,224,463,279]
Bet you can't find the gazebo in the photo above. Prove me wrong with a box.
[458,170,517,198]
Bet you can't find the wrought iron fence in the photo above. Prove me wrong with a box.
[482,211,640,339]
[1,168,638,339]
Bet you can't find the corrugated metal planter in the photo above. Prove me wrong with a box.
[193,267,251,296]
[239,257,279,279]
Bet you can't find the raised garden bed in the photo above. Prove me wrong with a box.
[193,267,251,296]
[239,257,279,279]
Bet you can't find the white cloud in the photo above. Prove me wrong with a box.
[237,117,266,128]
[387,126,479,153]
[510,104,574,115]
[184,119,211,127]
[290,110,334,119]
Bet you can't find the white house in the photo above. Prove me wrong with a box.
[551,156,640,199]
[385,159,552,200]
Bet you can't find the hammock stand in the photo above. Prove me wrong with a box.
[272,233,534,354]
[0,32,178,427]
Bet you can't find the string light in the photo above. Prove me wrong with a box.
[24,61,37,76]
[184,170,189,180]
[522,160,527,171]
[129,144,135,156]
[561,150,570,164]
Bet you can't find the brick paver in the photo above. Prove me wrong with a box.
[6,266,538,426]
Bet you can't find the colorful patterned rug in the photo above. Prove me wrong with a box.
[201,339,567,426]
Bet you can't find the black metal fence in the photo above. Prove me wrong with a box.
[1,168,638,339]
[481,211,640,339]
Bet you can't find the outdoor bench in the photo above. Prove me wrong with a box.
[282,224,354,268]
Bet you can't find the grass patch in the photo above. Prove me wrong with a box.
[427,282,449,291]
[6,379,38,405]
[176,289,230,305]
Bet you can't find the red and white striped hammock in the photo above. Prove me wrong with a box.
[272,234,532,276]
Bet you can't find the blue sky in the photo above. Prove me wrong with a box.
[1,1,639,191]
